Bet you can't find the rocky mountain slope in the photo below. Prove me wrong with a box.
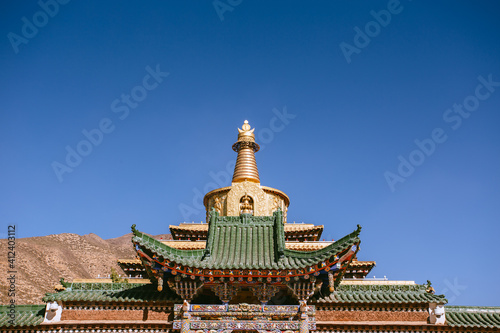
[0,232,169,305]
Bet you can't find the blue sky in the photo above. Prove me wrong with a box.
[1,1,499,306]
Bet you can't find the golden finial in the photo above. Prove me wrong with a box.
[232,120,260,183]
[241,120,251,131]
[237,120,256,142]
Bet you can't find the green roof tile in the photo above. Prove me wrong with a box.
[314,283,447,304]
[132,211,361,271]
[43,283,180,303]
[446,306,500,329]
[0,304,45,327]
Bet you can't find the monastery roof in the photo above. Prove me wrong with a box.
[40,281,443,306]
[43,282,180,303]
[446,306,500,329]
[314,282,447,304]
[6,281,499,330]
[71,278,151,283]
[135,240,336,251]
[349,259,376,268]
[0,304,45,328]
[133,213,361,271]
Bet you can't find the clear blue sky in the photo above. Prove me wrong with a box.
[1,1,499,306]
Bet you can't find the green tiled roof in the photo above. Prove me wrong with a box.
[132,210,361,271]
[0,304,45,327]
[43,282,180,303]
[314,284,447,304]
[446,306,500,329]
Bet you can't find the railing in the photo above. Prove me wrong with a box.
[344,276,388,281]
[95,275,145,279]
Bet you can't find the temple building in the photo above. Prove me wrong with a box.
[2,121,499,332]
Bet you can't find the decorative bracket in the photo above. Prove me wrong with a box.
[286,282,316,301]
[167,280,203,301]
[210,283,241,303]
[250,283,281,304]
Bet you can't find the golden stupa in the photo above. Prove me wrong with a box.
[203,120,290,221]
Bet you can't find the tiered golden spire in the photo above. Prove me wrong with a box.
[232,120,260,183]
[203,120,290,220]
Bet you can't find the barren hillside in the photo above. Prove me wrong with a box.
[0,232,170,304]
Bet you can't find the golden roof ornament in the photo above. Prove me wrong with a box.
[232,120,260,183]
[240,194,253,215]
[237,120,255,141]
[203,120,290,221]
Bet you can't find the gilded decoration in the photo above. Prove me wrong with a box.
[173,303,317,332]
[173,320,316,331]
[227,181,267,216]
[202,121,290,221]
[237,120,257,143]
[240,194,254,215]
[213,197,222,215]
[174,304,315,315]
[206,190,229,221]
[263,188,289,222]
[272,196,282,212]
[232,120,261,183]
[207,185,290,220]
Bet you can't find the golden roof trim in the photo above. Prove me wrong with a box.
[285,224,323,232]
[117,259,141,264]
[349,260,376,267]
[117,259,142,264]
[170,223,323,233]
[170,224,207,230]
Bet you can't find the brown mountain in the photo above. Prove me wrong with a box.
[0,232,170,305]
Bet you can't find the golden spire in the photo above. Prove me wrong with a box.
[232,120,260,183]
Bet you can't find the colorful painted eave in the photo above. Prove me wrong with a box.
[131,213,361,279]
